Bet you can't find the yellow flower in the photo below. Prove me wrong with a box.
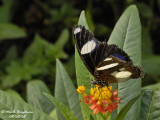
[108,86,113,91]
[90,88,94,96]
[76,85,85,94]
[94,92,99,100]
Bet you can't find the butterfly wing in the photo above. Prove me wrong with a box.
[73,25,133,75]
[95,55,144,83]
[73,25,108,75]
[73,25,144,85]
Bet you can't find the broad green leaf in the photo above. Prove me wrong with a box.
[115,94,141,120]
[6,89,24,102]
[64,55,76,81]
[142,83,160,90]
[0,23,26,40]
[49,109,58,120]
[141,27,152,54]
[78,11,89,29]
[142,54,160,75]
[140,90,153,120]
[0,90,53,120]
[44,93,77,120]
[137,3,153,18]
[27,80,54,114]
[108,5,141,120]
[140,84,160,120]
[55,59,83,120]
[75,11,95,120]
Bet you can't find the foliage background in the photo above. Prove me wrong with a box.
[0,0,160,119]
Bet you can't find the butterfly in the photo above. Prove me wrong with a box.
[73,25,144,87]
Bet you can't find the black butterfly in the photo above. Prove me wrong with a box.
[73,25,144,87]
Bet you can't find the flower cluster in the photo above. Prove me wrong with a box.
[77,85,120,114]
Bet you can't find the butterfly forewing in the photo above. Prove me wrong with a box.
[73,25,108,75]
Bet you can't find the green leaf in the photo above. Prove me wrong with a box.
[126,0,135,3]
[142,54,160,75]
[137,3,153,18]
[90,115,94,120]
[1,61,42,88]
[55,29,69,49]
[115,94,141,120]
[0,23,26,40]
[140,84,160,120]
[27,80,54,114]
[0,0,13,22]
[75,11,95,120]
[43,93,77,120]
[141,27,153,54]
[158,0,160,9]
[140,90,153,120]
[86,9,95,32]
[55,59,83,120]
[95,24,111,36]
[46,29,69,59]
[24,34,68,63]
[64,55,76,80]
[0,45,18,70]
[0,90,53,120]
[49,109,58,120]
[1,61,24,88]
[142,83,160,91]
[23,34,49,64]
[4,45,18,61]
[6,89,24,102]
[78,11,89,29]
[108,5,141,120]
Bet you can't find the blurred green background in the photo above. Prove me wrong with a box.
[0,0,159,99]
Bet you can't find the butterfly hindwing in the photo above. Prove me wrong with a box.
[95,56,144,83]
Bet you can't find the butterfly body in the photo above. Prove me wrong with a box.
[73,25,144,87]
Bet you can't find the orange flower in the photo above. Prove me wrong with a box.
[77,85,120,114]
[89,100,108,114]
[105,90,121,113]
